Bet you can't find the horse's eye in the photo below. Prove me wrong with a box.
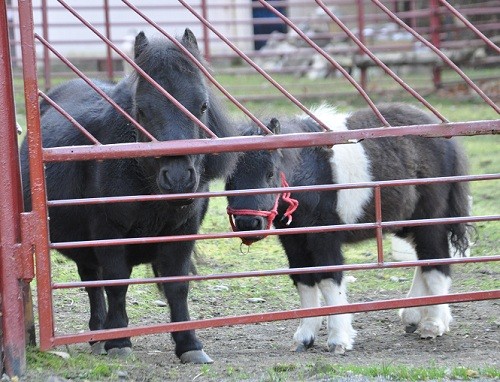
[267,171,274,180]
[200,102,208,114]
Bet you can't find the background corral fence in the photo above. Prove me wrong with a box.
[0,0,499,377]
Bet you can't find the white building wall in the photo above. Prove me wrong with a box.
[12,0,253,60]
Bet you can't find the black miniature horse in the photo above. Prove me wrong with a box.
[21,29,238,363]
[226,103,470,354]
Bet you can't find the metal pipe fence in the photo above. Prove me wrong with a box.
[6,1,500,95]
[0,0,499,377]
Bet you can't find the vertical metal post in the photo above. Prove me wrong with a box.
[0,1,27,376]
[410,0,417,30]
[17,0,54,351]
[200,0,211,62]
[41,0,50,90]
[430,0,442,88]
[103,0,113,81]
[356,0,367,89]
[374,186,384,264]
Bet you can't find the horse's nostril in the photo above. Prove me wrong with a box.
[188,168,196,184]
[158,168,171,190]
[235,216,264,231]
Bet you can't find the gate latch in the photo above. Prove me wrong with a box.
[13,211,39,282]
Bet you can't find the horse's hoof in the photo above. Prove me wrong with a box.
[405,323,418,333]
[420,320,446,339]
[329,344,346,355]
[90,342,106,356]
[107,347,133,358]
[179,350,213,364]
[293,343,308,352]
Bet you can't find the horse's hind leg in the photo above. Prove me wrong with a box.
[400,226,452,339]
[76,261,107,355]
[419,267,452,338]
[399,266,426,334]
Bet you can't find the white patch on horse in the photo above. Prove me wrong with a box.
[302,104,373,224]
[420,269,453,338]
[293,283,323,349]
[318,278,356,352]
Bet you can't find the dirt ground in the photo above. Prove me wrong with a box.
[21,288,499,382]
[124,299,499,381]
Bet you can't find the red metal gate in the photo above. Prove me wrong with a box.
[1,0,499,377]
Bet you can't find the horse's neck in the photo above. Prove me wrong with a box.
[202,90,240,180]
[280,148,302,186]
[112,76,135,109]
[93,78,136,144]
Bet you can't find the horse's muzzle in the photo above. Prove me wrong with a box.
[157,166,197,195]
[168,198,195,206]
[231,215,267,244]
[234,215,266,232]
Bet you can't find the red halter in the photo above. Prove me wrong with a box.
[227,172,299,243]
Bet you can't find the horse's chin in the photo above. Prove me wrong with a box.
[168,198,194,206]
[241,236,265,246]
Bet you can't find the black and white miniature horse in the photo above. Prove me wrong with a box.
[226,103,470,354]
[21,30,238,363]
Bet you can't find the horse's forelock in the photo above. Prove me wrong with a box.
[133,36,207,78]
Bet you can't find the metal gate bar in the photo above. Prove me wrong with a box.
[49,290,500,348]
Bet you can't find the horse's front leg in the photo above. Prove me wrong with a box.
[153,240,212,364]
[75,259,107,355]
[97,246,133,357]
[318,278,356,354]
[280,235,323,351]
[294,283,323,351]
[310,232,356,354]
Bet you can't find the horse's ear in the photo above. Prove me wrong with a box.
[182,28,199,51]
[267,118,281,135]
[134,31,148,60]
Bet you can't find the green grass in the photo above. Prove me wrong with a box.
[26,347,121,380]
[264,361,500,381]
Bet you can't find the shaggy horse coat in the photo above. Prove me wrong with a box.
[226,103,470,353]
[21,30,237,364]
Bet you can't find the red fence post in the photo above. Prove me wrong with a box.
[200,0,210,62]
[0,2,27,377]
[17,0,54,352]
[103,0,114,81]
[356,0,367,90]
[430,0,442,88]
[41,0,51,90]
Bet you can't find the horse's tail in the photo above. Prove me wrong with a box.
[447,141,472,257]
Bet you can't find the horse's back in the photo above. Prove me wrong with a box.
[348,103,466,179]
[40,78,115,117]
[337,103,468,228]
[348,103,439,130]
[21,78,124,210]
